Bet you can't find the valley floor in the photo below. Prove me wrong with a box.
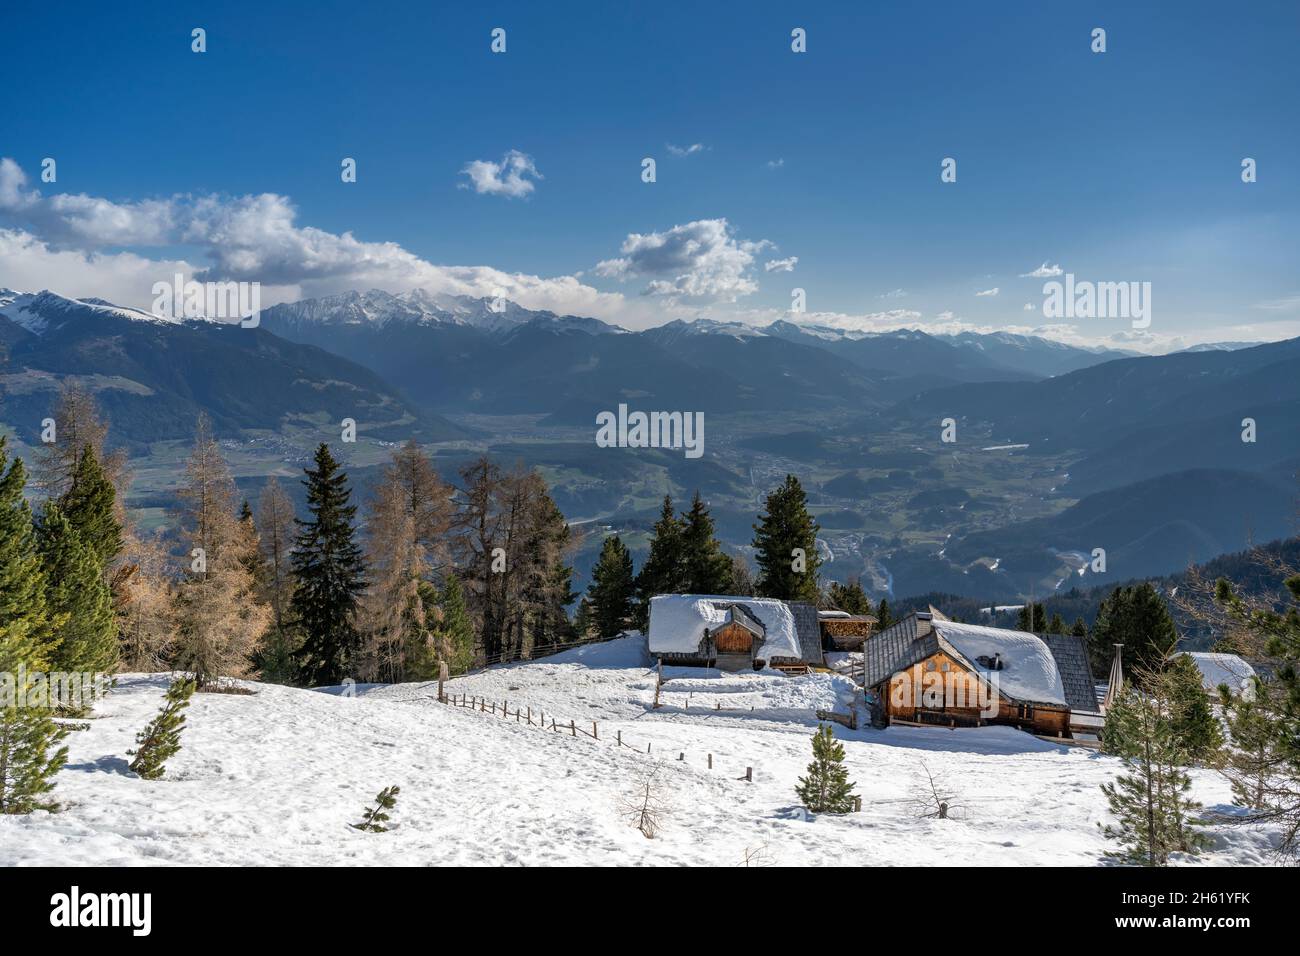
[0,637,1281,866]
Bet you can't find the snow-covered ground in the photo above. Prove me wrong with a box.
[0,636,1280,866]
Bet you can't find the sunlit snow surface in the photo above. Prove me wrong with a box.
[0,635,1280,866]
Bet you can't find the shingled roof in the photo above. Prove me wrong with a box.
[863,613,940,688]
[863,612,1089,710]
[1040,633,1101,714]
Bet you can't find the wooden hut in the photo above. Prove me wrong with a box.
[861,610,1099,738]
[647,595,824,672]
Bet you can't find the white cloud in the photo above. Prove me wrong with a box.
[764,256,798,273]
[0,158,631,321]
[0,157,176,245]
[595,218,772,303]
[975,287,999,297]
[1023,302,1035,311]
[0,228,202,307]
[666,143,708,157]
[766,158,785,169]
[1019,261,1063,278]
[879,288,907,299]
[458,150,542,198]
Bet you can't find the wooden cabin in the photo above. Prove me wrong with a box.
[861,610,1100,738]
[647,595,824,672]
[818,610,876,651]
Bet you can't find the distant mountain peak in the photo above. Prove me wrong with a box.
[0,289,180,336]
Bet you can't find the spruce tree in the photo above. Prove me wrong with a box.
[795,723,857,814]
[36,504,118,678]
[437,576,475,674]
[828,579,872,615]
[0,440,51,669]
[1166,655,1223,765]
[679,492,733,595]
[127,677,196,780]
[1070,616,1088,638]
[0,704,70,814]
[292,445,367,686]
[633,496,685,629]
[588,535,636,639]
[1017,602,1047,633]
[876,598,893,631]
[57,446,122,573]
[0,439,70,813]
[1090,583,1178,678]
[573,596,595,641]
[752,475,821,602]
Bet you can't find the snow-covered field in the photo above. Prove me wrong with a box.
[0,636,1280,866]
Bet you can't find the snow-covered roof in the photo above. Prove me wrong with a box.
[647,594,803,661]
[1175,652,1256,696]
[930,620,1068,707]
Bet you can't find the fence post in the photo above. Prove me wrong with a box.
[592,722,598,740]
[437,660,448,703]
[745,767,752,782]
[678,752,684,761]
[617,730,622,747]
[708,753,713,769]
[570,720,576,737]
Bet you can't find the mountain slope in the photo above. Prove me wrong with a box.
[0,291,468,444]
[890,336,1300,490]
[0,644,1268,866]
[887,467,1297,601]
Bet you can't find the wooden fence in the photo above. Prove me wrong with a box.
[442,692,755,782]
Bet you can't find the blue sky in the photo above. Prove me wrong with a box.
[1,0,1297,348]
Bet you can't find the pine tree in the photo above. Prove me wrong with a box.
[588,535,636,639]
[1211,573,1300,856]
[1218,682,1278,809]
[1017,602,1047,633]
[1047,612,1066,635]
[436,576,475,675]
[752,475,821,602]
[795,723,857,814]
[292,444,367,686]
[1099,675,1208,865]
[0,439,71,813]
[1090,583,1178,678]
[1070,616,1088,638]
[127,677,196,780]
[876,598,893,631]
[679,492,732,595]
[0,704,70,814]
[0,440,52,670]
[1166,655,1223,765]
[351,785,400,832]
[633,495,685,630]
[57,446,123,573]
[828,579,872,615]
[36,503,118,679]
[573,596,595,641]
